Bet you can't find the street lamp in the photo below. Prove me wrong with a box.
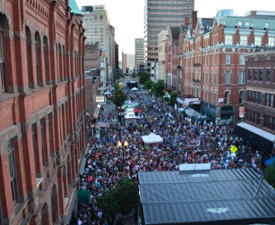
[117,140,128,167]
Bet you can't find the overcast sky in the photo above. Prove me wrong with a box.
[76,0,273,55]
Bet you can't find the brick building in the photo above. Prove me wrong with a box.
[182,12,275,123]
[0,0,86,224]
[245,51,275,133]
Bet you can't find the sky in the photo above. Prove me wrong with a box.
[76,0,273,55]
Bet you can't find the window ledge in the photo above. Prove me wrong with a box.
[64,197,69,207]
[36,177,43,188]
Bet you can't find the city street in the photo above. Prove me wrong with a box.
[77,86,266,224]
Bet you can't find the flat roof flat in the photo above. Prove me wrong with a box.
[139,169,275,225]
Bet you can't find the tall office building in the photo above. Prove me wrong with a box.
[135,38,144,66]
[82,5,109,47]
[144,0,194,64]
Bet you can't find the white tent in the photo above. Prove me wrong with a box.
[142,133,163,144]
[131,87,139,91]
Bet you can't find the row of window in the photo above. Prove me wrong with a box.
[0,22,81,93]
[5,101,83,207]
[245,109,261,125]
[264,115,275,131]
[246,91,275,108]
[225,35,275,47]
[245,109,275,131]
[247,68,275,82]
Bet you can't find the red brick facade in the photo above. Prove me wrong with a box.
[0,0,86,224]
[245,51,275,135]
[180,13,275,123]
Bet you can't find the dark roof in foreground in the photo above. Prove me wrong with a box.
[139,168,275,225]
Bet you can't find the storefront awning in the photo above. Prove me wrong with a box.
[233,122,275,153]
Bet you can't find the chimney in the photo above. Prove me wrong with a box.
[192,11,197,29]
[184,17,189,26]
[250,11,257,18]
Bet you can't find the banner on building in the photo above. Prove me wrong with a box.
[93,104,101,118]
[218,98,224,106]
[96,95,105,103]
[239,106,245,118]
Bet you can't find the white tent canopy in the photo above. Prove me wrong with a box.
[131,87,139,91]
[142,133,163,144]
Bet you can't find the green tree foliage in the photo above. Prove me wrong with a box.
[113,70,123,83]
[144,80,153,90]
[112,88,127,108]
[151,80,164,97]
[139,72,149,85]
[264,164,275,188]
[169,91,178,106]
[97,178,139,218]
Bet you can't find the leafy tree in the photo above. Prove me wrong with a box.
[264,164,275,188]
[113,69,123,83]
[144,80,153,90]
[112,88,127,108]
[97,178,139,218]
[169,91,178,106]
[139,72,149,85]
[151,80,164,97]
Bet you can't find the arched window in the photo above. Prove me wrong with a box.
[35,32,42,86]
[51,185,58,223]
[25,27,33,88]
[63,45,66,81]
[41,203,49,225]
[59,44,63,82]
[0,21,5,92]
[43,36,50,85]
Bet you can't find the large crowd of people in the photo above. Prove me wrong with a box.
[76,86,265,225]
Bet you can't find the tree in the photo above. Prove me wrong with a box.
[144,80,153,90]
[139,72,149,85]
[264,164,275,188]
[112,88,127,108]
[151,80,164,97]
[97,178,139,218]
[169,91,178,107]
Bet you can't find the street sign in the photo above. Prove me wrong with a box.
[90,123,109,128]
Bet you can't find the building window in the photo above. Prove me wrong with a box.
[238,70,245,84]
[0,24,6,92]
[239,91,244,104]
[239,55,245,65]
[35,32,42,87]
[225,71,230,84]
[268,37,275,47]
[7,137,19,204]
[225,35,232,45]
[43,37,50,85]
[48,113,53,156]
[265,94,274,107]
[32,123,40,177]
[226,54,231,64]
[0,203,3,224]
[259,69,263,81]
[254,36,262,46]
[253,69,258,81]
[224,91,230,104]
[247,69,252,80]
[266,68,271,82]
[40,118,47,167]
[240,36,247,45]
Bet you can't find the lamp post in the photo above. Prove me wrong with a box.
[117,140,128,167]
